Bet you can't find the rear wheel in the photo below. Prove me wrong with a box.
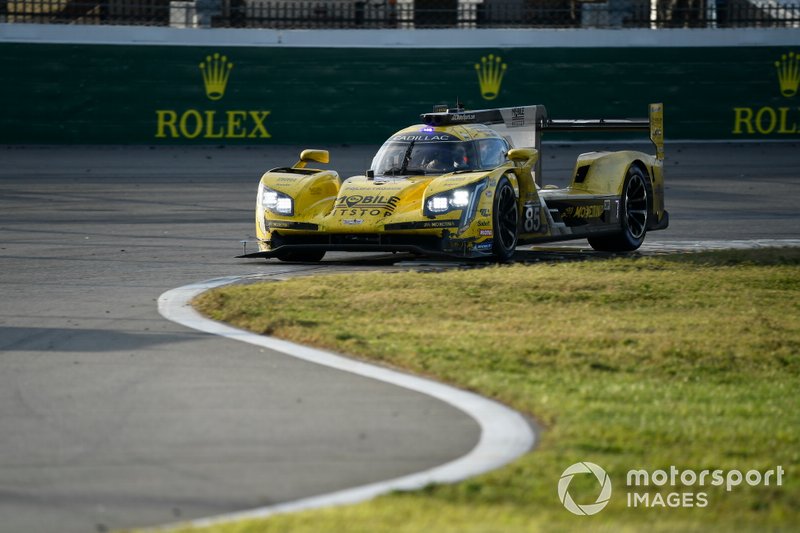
[274,250,326,262]
[492,177,519,262]
[588,166,650,252]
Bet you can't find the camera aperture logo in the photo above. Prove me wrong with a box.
[558,462,785,515]
[558,462,612,516]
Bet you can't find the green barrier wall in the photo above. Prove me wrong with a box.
[1,42,798,144]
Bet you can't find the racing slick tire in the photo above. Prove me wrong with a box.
[588,166,650,252]
[274,250,326,262]
[492,176,519,262]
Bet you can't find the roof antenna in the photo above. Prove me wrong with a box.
[456,97,465,112]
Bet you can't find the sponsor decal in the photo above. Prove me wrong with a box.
[334,194,401,217]
[265,221,318,230]
[426,221,459,228]
[449,113,477,122]
[155,53,272,140]
[480,208,491,217]
[475,54,507,101]
[384,220,459,230]
[563,204,605,219]
[732,51,799,136]
[267,221,293,228]
[477,219,491,227]
[390,134,459,142]
[343,185,405,192]
[479,229,493,236]
[475,240,493,251]
[511,107,526,127]
[342,219,364,225]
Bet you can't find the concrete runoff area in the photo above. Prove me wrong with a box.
[0,142,799,532]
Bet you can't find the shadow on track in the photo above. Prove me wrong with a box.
[239,246,633,269]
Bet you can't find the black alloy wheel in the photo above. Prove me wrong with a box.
[588,166,650,252]
[492,177,519,262]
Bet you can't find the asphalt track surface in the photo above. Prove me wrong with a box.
[1,142,798,533]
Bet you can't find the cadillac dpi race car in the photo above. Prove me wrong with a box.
[242,103,668,262]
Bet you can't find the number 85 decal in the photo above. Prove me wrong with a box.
[523,202,543,233]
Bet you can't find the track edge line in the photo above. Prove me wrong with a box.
[152,275,536,530]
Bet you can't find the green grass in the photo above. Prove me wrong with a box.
[178,248,800,532]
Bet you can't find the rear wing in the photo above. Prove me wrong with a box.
[421,102,665,167]
[542,103,664,161]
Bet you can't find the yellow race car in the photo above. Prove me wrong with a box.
[242,103,668,262]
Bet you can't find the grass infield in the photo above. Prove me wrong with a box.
[182,248,799,533]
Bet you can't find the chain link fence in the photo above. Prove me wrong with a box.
[2,0,799,28]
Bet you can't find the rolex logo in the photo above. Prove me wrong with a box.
[475,54,507,101]
[199,53,234,101]
[775,51,799,98]
[156,53,272,140]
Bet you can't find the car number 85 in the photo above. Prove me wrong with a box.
[524,203,541,233]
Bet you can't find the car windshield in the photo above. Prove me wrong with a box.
[371,140,481,176]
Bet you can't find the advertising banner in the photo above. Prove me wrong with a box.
[1,43,797,143]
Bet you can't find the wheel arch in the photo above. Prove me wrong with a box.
[627,159,654,216]
[501,170,520,197]
[570,151,649,196]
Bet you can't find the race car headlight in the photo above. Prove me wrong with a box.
[275,197,292,214]
[258,183,294,216]
[428,196,450,213]
[424,179,487,217]
[263,189,279,209]
[452,189,471,208]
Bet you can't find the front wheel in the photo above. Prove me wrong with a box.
[492,177,519,262]
[588,166,650,252]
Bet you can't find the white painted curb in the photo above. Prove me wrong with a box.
[157,275,535,529]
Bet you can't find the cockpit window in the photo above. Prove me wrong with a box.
[371,140,476,176]
[476,138,510,168]
[371,137,508,176]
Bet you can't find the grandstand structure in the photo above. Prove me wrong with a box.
[1,0,798,29]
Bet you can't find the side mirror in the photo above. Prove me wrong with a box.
[300,149,329,164]
[507,148,539,166]
[293,149,330,169]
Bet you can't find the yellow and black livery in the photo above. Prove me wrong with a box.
[243,103,668,261]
